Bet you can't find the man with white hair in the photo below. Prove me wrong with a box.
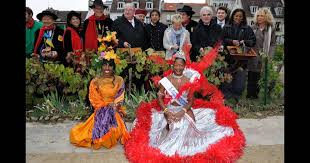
[112,3,148,50]
[112,3,149,90]
[191,6,223,61]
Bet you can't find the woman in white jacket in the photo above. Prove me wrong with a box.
[163,14,191,60]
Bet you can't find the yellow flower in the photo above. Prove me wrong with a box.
[97,37,104,42]
[98,44,106,52]
[114,57,121,64]
[103,35,112,42]
[104,50,117,61]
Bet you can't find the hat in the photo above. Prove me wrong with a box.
[174,50,186,61]
[135,8,147,16]
[36,10,58,21]
[89,0,108,9]
[177,5,195,16]
[66,11,82,26]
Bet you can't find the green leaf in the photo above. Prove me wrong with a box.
[136,64,143,72]
[135,72,141,79]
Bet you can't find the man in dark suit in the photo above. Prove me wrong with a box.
[112,3,148,50]
[112,3,149,90]
[214,6,229,29]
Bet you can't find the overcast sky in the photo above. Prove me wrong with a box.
[26,0,206,20]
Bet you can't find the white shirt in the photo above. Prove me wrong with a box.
[217,19,225,28]
[128,18,135,28]
[151,21,157,26]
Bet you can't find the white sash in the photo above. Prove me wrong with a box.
[159,77,188,106]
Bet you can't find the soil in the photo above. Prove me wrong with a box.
[26,145,283,163]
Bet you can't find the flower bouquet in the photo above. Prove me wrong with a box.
[90,31,127,75]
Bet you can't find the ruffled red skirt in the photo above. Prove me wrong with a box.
[124,98,245,163]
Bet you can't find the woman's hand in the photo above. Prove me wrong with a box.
[48,51,58,58]
[66,52,73,63]
[232,40,240,46]
[164,111,174,124]
[172,110,186,122]
[111,103,120,111]
[239,40,244,45]
[199,47,204,54]
[171,44,179,50]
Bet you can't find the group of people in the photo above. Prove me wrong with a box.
[26,1,277,161]
[26,1,276,101]
[70,47,246,162]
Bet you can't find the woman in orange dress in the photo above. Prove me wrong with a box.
[70,58,130,149]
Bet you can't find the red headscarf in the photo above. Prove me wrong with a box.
[33,25,55,54]
[63,27,83,61]
[84,14,106,51]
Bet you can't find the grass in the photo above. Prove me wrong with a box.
[27,85,284,123]
[225,95,284,119]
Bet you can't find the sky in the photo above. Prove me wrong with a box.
[26,0,206,20]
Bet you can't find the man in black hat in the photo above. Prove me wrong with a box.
[83,0,114,52]
[177,5,198,42]
[33,10,65,65]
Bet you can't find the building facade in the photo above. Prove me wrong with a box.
[110,0,161,22]
[160,2,210,25]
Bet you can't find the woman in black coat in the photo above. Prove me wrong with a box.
[63,11,83,69]
[221,8,256,101]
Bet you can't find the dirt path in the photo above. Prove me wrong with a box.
[26,144,283,163]
[26,116,284,163]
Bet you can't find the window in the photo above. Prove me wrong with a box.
[275,7,284,16]
[167,15,171,21]
[275,22,281,31]
[213,3,217,7]
[224,3,228,7]
[219,3,224,7]
[133,2,139,9]
[146,2,153,9]
[250,6,258,14]
[117,2,125,9]
[276,35,284,45]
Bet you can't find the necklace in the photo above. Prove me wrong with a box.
[172,73,183,84]
[172,73,183,78]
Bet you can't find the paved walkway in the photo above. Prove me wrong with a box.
[26,116,284,163]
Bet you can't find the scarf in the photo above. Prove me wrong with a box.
[34,25,55,54]
[263,26,272,55]
[64,27,83,61]
[26,18,34,28]
[170,27,186,47]
[253,25,273,56]
[84,14,106,51]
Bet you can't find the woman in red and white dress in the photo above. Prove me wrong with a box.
[124,46,246,162]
